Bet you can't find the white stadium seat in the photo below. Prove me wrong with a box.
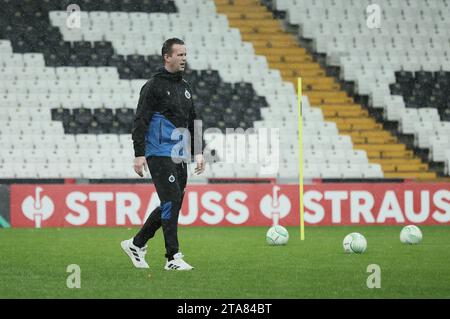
[3,0,442,179]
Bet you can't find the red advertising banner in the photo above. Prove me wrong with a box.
[10,183,450,228]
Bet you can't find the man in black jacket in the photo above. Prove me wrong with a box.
[121,38,205,271]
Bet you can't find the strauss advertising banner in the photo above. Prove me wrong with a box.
[9,183,450,228]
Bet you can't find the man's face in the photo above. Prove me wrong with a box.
[165,44,187,72]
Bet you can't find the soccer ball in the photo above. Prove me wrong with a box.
[266,225,289,246]
[400,225,422,244]
[343,232,367,254]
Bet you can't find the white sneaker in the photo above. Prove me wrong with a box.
[164,252,194,270]
[121,238,149,269]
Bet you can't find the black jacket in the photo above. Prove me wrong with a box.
[132,67,201,158]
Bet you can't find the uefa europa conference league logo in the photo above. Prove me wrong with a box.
[260,186,291,226]
[21,187,54,228]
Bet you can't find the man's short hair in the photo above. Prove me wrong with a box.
[161,38,185,61]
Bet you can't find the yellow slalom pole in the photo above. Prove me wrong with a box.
[298,77,305,240]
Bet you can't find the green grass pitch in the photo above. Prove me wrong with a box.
[1,226,449,298]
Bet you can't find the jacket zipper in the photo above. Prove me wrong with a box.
[159,121,162,144]
[175,82,187,126]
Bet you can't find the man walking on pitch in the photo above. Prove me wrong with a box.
[121,38,205,271]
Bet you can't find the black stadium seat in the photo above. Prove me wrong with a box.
[229,95,245,114]
[121,0,141,12]
[73,42,93,61]
[115,108,134,131]
[73,108,94,127]
[94,108,115,129]
[127,55,148,75]
[88,53,108,67]
[87,121,103,134]
[94,41,114,59]
[51,107,71,123]
[108,54,127,70]
[65,120,86,134]
[67,54,85,67]
[194,81,211,101]
[201,70,221,88]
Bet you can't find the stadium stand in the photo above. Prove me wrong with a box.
[8,0,446,180]
[264,0,450,178]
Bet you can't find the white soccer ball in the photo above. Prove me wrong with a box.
[343,232,367,254]
[400,225,422,244]
[266,225,289,246]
